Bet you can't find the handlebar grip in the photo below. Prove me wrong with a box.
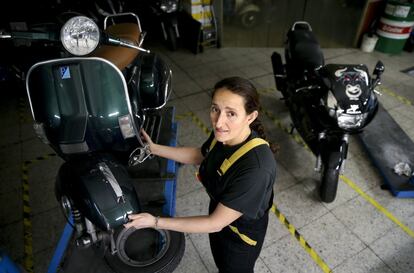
[0,32,12,39]
[1,31,58,41]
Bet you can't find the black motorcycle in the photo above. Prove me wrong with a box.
[1,12,185,272]
[131,0,180,51]
[151,0,181,51]
[271,21,384,203]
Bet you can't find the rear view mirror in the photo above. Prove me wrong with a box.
[373,61,385,77]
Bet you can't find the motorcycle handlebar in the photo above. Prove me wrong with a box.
[295,84,321,93]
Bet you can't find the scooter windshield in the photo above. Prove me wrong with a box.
[26,57,136,155]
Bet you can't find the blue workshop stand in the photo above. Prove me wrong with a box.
[47,106,179,273]
[47,216,74,273]
[0,249,24,273]
[163,121,178,216]
[357,103,414,198]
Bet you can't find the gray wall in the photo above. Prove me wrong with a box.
[221,0,367,48]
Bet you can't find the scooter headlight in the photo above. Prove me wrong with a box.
[337,112,368,130]
[160,1,178,13]
[60,16,100,56]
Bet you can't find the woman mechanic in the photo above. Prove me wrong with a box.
[125,76,277,273]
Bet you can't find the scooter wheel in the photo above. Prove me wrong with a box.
[105,227,185,273]
[240,11,260,29]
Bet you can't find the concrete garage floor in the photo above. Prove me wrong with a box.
[0,45,414,273]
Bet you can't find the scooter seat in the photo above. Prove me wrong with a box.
[287,29,324,70]
[91,23,141,71]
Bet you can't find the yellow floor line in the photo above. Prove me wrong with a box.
[340,175,414,238]
[271,204,332,273]
[377,86,412,106]
[21,153,56,273]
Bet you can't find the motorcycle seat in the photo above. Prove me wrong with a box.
[91,23,141,71]
[287,29,324,70]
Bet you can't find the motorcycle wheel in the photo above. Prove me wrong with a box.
[319,153,341,203]
[240,11,259,29]
[166,26,178,51]
[105,227,185,273]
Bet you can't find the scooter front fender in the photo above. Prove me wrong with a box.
[56,157,141,231]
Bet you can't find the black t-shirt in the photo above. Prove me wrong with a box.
[199,131,277,221]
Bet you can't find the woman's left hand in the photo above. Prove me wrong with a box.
[124,213,157,229]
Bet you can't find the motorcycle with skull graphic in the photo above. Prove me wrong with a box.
[271,21,384,203]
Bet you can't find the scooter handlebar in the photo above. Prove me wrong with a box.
[0,30,59,41]
[102,32,150,53]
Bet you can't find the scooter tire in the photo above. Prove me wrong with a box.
[240,11,260,29]
[320,167,340,203]
[105,227,185,273]
[167,26,178,51]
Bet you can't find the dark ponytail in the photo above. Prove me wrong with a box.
[213,77,279,154]
[250,118,278,153]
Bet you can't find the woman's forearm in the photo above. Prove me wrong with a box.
[157,203,243,233]
[151,144,204,165]
[157,216,223,233]
[125,204,243,233]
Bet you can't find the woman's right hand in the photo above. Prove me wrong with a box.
[124,213,158,229]
[140,128,156,154]
[140,128,203,165]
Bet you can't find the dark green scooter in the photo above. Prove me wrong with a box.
[5,13,184,272]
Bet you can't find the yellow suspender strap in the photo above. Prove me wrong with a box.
[218,138,269,176]
[209,138,217,152]
[229,225,257,246]
[207,137,268,246]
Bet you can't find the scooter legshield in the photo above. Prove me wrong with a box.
[56,157,141,231]
[26,57,140,158]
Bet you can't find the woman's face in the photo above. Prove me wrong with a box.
[210,88,257,146]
